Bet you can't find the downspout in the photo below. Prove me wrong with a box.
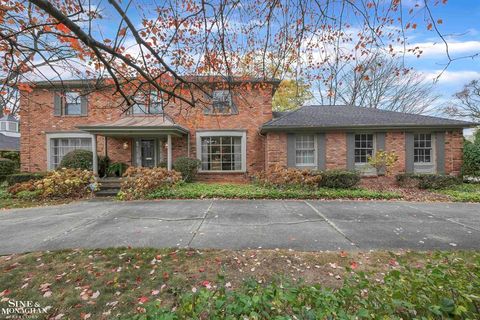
[187,132,191,158]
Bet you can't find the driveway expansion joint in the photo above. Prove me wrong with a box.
[187,200,214,247]
[304,200,359,248]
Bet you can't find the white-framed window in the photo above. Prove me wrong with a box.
[46,133,93,170]
[205,90,238,115]
[64,91,82,115]
[354,133,374,164]
[295,134,316,166]
[0,121,18,132]
[196,131,246,172]
[414,133,432,163]
[129,91,163,115]
[7,122,17,132]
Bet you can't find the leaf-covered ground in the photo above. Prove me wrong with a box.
[0,248,478,319]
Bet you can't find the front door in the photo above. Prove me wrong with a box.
[141,139,155,167]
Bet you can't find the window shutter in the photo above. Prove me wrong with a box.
[317,133,326,170]
[287,133,296,167]
[405,132,414,173]
[346,133,355,170]
[435,132,445,174]
[80,94,88,116]
[54,91,62,116]
[376,132,386,175]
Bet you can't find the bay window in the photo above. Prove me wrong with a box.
[196,131,246,172]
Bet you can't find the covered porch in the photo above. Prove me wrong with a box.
[77,117,189,175]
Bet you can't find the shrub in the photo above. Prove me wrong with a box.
[396,173,460,189]
[118,167,182,200]
[462,140,480,177]
[367,150,398,176]
[253,165,322,188]
[6,172,47,186]
[0,158,16,181]
[318,170,360,188]
[107,162,128,177]
[98,155,110,177]
[59,149,93,170]
[254,166,359,189]
[8,168,95,199]
[173,157,201,182]
[0,151,20,168]
[16,190,42,200]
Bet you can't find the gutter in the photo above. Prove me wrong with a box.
[260,123,478,134]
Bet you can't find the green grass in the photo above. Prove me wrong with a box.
[437,183,480,202]
[147,182,402,200]
[1,249,478,319]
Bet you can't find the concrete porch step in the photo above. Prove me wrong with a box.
[95,189,120,197]
[96,177,122,197]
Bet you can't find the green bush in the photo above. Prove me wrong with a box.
[6,172,47,186]
[16,190,42,200]
[107,162,128,177]
[59,149,93,170]
[98,155,110,177]
[139,252,480,319]
[173,157,201,182]
[0,158,16,180]
[318,170,360,188]
[462,140,480,177]
[396,173,460,189]
[0,151,20,168]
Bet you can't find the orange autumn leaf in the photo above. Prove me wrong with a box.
[427,23,433,31]
[437,19,443,24]
[18,83,33,93]
[56,23,70,33]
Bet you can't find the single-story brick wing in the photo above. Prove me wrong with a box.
[18,78,475,180]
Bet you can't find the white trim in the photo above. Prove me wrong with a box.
[413,133,436,174]
[196,130,247,173]
[294,134,317,167]
[46,132,94,170]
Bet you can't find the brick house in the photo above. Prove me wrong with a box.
[19,78,475,181]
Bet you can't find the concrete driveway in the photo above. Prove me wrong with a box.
[0,199,479,254]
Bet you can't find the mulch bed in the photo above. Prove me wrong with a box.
[359,176,451,202]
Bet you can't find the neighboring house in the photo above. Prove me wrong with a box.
[0,114,20,151]
[19,79,475,179]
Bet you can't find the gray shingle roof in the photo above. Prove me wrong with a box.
[0,133,19,151]
[262,105,476,131]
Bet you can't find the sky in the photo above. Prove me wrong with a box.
[397,1,480,105]
[25,0,480,127]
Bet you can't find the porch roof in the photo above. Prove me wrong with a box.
[77,116,189,137]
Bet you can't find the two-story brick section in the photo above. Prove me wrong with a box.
[19,78,475,181]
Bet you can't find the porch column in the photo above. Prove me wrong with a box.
[167,134,172,170]
[92,134,98,175]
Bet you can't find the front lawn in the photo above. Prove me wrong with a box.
[437,183,480,202]
[147,182,402,200]
[0,249,478,319]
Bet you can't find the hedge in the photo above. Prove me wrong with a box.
[6,172,47,186]
[396,173,460,189]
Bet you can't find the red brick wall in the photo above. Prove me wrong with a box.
[19,89,127,172]
[445,129,463,176]
[325,132,347,169]
[19,84,275,182]
[265,132,287,168]
[385,131,405,175]
[264,130,464,176]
